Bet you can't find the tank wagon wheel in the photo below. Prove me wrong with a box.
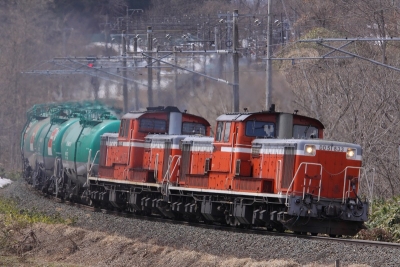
[310,232,318,236]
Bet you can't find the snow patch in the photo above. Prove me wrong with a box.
[0,177,12,188]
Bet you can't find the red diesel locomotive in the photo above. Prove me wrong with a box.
[85,105,368,236]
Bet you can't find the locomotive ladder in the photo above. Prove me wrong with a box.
[285,162,322,207]
[342,166,364,204]
[162,155,181,182]
[161,155,181,196]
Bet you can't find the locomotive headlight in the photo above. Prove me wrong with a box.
[304,145,316,156]
[346,148,356,159]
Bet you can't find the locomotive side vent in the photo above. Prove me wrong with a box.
[235,159,241,176]
[252,144,261,158]
[204,158,211,174]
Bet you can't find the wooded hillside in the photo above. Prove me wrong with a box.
[1,0,400,198]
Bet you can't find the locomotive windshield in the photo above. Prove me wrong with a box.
[245,121,275,138]
[139,118,167,133]
[293,124,318,139]
[182,122,206,135]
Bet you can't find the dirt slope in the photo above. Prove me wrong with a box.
[0,223,370,267]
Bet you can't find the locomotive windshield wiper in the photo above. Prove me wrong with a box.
[304,124,311,138]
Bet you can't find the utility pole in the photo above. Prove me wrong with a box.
[133,36,139,110]
[157,44,161,97]
[62,27,74,56]
[122,30,128,113]
[266,0,272,110]
[147,26,153,107]
[219,11,240,112]
[214,26,219,50]
[174,46,178,106]
[233,10,239,112]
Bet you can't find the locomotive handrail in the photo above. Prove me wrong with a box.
[86,149,100,182]
[162,155,181,183]
[148,143,153,170]
[303,165,322,200]
[126,129,133,165]
[342,166,364,204]
[169,156,181,183]
[259,152,265,178]
[285,162,323,207]
[86,149,92,187]
[154,154,159,180]
[90,150,100,172]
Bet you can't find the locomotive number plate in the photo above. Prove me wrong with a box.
[319,145,344,152]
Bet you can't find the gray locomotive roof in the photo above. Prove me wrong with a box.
[121,112,145,119]
[216,113,252,121]
[216,112,325,129]
[181,136,214,142]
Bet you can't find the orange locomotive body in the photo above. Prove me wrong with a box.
[87,106,368,236]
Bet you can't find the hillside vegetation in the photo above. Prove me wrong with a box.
[1,0,400,200]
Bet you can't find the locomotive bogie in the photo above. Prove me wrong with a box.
[281,196,368,236]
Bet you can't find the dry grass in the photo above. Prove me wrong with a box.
[0,223,370,267]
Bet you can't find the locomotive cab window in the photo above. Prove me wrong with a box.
[119,119,131,138]
[245,121,275,138]
[223,122,231,142]
[293,125,319,139]
[182,122,206,135]
[216,122,224,141]
[215,122,231,142]
[139,118,167,133]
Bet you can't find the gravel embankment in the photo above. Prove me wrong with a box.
[1,179,399,267]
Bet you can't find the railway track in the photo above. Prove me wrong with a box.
[8,181,399,267]
[40,188,400,249]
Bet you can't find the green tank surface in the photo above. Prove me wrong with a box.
[61,109,120,188]
[21,103,64,187]
[36,107,81,179]
[23,118,50,171]
[21,103,56,164]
